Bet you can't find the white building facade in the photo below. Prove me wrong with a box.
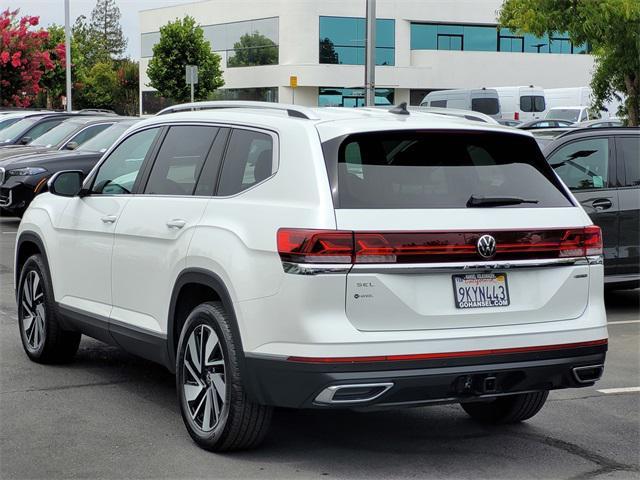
[139,0,595,114]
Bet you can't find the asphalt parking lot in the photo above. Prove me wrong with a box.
[0,216,638,480]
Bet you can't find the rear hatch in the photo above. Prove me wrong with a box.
[321,129,600,332]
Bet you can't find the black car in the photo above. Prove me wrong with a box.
[0,119,139,217]
[543,127,640,289]
[0,112,115,147]
[0,116,120,162]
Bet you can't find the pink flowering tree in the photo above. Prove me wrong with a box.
[0,9,64,107]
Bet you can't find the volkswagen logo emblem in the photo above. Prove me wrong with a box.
[477,234,497,259]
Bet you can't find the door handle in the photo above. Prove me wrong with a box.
[166,219,187,229]
[591,198,612,211]
[101,215,117,224]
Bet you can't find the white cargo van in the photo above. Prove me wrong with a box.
[544,87,621,120]
[492,86,546,121]
[420,88,501,119]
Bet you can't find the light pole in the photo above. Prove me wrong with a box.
[364,0,376,106]
[64,0,72,111]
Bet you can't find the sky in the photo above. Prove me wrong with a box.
[9,0,196,58]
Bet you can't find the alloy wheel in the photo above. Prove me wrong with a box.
[182,324,226,432]
[21,270,45,351]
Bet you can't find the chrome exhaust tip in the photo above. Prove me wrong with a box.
[573,365,604,384]
[314,383,394,405]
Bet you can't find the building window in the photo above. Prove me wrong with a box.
[141,17,279,67]
[318,87,394,107]
[319,16,395,66]
[410,22,585,55]
[210,87,278,103]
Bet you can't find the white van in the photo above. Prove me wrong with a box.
[545,87,621,120]
[545,106,591,123]
[492,86,546,121]
[420,88,501,119]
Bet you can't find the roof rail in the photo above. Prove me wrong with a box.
[156,101,320,120]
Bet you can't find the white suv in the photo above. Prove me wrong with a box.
[15,101,608,451]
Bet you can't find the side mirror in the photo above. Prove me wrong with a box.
[64,141,79,150]
[47,170,84,197]
[19,136,32,145]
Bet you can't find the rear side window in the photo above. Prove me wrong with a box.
[326,130,572,209]
[618,136,640,187]
[520,95,545,112]
[471,98,499,115]
[69,123,112,147]
[547,138,610,190]
[144,126,216,195]
[217,129,274,196]
[430,100,447,108]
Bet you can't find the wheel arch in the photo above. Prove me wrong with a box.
[15,231,50,299]
[167,268,245,375]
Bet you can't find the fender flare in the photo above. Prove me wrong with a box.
[166,268,247,376]
[15,231,50,296]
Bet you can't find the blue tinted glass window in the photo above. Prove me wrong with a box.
[499,28,524,52]
[319,17,394,65]
[550,37,572,54]
[319,87,394,107]
[411,23,437,50]
[524,33,549,53]
[437,35,463,50]
[437,24,463,35]
[574,42,588,54]
[463,26,497,51]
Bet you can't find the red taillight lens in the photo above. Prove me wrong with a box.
[277,229,354,263]
[514,112,520,120]
[559,226,602,257]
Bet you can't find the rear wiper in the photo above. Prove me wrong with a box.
[467,195,539,207]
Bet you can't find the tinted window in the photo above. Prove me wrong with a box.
[23,119,64,142]
[217,129,274,196]
[319,17,395,65]
[547,138,610,190]
[332,131,572,209]
[618,136,640,187]
[548,109,581,122]
[144,126,217,195]
[430,100,447,108]
[520,95,545,112]
[30,121,80,147]
[0,117,39,142]
[92,128,160,195]
[69,123,112,147]
[78,122,137,153]
[471,98,499,115]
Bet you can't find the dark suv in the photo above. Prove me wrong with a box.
[544,128,640,289]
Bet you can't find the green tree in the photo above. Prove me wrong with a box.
[499,0,640,126]
[114,58,139,115]
[82,61,117,109]
[227,32,278,67]
[319,37,339,64]
[90,0,127,58]
[147,16,224,102]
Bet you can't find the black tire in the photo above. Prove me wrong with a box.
[176,301,273,451]
[17,254,81,363]
[460,391,549,424]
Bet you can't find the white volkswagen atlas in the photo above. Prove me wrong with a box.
[15,101,607,451]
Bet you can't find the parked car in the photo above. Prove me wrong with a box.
[0,118,138,217]
[575,119,623,129]
[491,85,546,121]
[545,106,592,123]
[0,111,54,132]
[517,119,575,130]
[497,119,522,127]
[0,116,121,162]
[420,88,501,119]
[16,101,607,452]
[0,113,100,147]
[543,127,640,289]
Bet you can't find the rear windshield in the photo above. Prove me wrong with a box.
[323,130,573,209]
[471,98,499,115]
[547,109,581,122]
[520,95,546,112]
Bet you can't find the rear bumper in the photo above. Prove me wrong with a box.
[243,343,607,409]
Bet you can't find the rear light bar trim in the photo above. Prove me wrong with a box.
[277,227,603,265]
[286,339,608,364]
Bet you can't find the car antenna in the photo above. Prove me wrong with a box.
[389,102,410,116]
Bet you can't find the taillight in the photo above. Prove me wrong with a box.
[514,111,520,120]
[277,227,603,265]
[559,226,602,257]
[277,229,354,263]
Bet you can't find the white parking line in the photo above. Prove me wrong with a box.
[608,320,640,325]
[597,386,640,394]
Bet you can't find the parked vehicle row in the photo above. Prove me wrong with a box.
[14,100,612,452]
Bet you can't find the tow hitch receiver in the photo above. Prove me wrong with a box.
[455,374,499,395]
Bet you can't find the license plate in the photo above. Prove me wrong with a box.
[452,273,510,309]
